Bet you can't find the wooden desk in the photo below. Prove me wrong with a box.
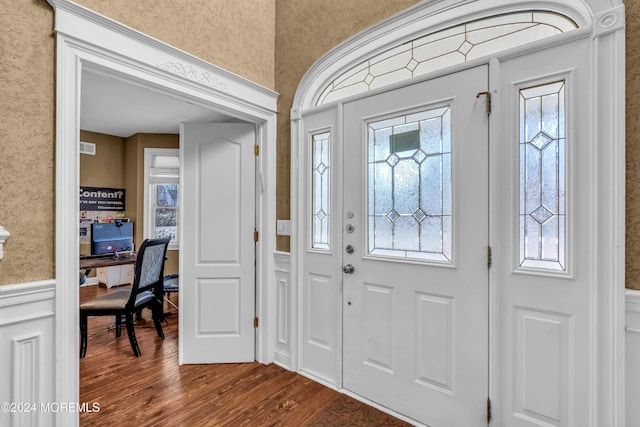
[81,254,137,288]
[80,253,137,270]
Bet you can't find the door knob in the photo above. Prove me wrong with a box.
[343,264,355,274]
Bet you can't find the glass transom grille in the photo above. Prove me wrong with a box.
[317,11,577,105]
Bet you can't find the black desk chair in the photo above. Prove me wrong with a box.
[79,237,170,358]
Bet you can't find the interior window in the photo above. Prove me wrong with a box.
[144,148,179,250]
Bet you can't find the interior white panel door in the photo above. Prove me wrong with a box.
[343,66,489,426]
[496,36,592,427]
[180,122,256,364]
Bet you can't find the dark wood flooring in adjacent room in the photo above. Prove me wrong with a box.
[79,285,410,427]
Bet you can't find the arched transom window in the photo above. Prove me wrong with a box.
[317,11,577,105]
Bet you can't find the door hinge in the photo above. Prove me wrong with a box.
[254,317,259,328]
[476,91,491,115]
[254,230,259,242]
[254,145,260,156]
[487,397,492,424]
[487,245,492,269]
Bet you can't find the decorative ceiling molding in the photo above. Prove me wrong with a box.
[47,0,276,111]
[156,62,232,94]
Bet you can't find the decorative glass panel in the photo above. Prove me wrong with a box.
[368,107,451,262]
[519,81,565,271]
[312,132,330,249]
[155,184,178,241]
[317,11,577,105]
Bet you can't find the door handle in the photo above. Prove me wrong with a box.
[343,264,355,274]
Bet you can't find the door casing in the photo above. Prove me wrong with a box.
[52,2,278,425]
[291,1,625,426]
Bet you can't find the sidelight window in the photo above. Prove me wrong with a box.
[519,81,566,271]
[312,132,331,250]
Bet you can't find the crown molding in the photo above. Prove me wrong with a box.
[46,0,277,109]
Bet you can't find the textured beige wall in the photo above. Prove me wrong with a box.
[79,131,126,188]
[79,130,126,257]
[0,0,55,285]
[74,0,276,89]
[2,0,639,287]
[274,0,423,251]
[0,0,273,286]
[626,0,640,289]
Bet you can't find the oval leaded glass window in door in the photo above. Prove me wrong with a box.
[368,107,451,262]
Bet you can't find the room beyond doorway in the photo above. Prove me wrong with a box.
[53,4,278,424]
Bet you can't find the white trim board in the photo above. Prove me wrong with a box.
[0,280,56,427]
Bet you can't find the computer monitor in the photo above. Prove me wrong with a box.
[90,221,133,256]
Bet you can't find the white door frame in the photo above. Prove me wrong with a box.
[49,1,278,425]
[291,0,625,425]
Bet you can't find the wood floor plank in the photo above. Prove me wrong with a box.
[79,285,410,426]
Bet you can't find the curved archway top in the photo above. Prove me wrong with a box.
[291,0,623,114]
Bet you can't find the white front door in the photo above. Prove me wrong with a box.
[179,122,256,364]
[342,66,490,426]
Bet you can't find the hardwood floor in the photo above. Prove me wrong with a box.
[79,285,410,426]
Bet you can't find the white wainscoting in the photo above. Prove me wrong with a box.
[627,290,640,427]
[0,280,56,427]
[274,252,291,369]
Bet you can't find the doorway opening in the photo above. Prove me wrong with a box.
[52,3,278,423]
[291,1,624,426]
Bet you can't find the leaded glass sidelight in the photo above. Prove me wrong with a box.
[519,81,566,271]
[368,107,451,262]
[312,132,331,249]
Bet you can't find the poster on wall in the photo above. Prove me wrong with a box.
[79,186,126,211]
[79,187,127,244]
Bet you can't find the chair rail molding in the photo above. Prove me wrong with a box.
[627,289,640,427]
[47,1,278,425]
[0,225,10,260]
[274,251,292,369]
[0,280,55,427]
